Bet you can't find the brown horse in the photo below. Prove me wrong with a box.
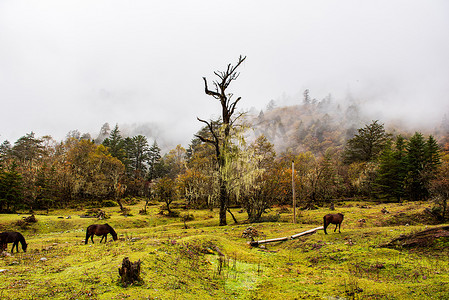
[323,213,344,234]
[85,224,118,244]
[0,231,28,253]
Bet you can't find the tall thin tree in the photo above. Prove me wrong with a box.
[196,55,246,226]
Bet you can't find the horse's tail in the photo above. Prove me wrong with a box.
[85,227,90,244]
[323,215,328,234]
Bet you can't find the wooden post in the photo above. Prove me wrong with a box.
[292,160,296,224]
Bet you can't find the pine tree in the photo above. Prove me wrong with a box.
[123,135,149,178]
[374,136,407,201]
[424,135,441,174]
[147,141,162,181]
[102,124,126,163]
[405,132,427,201]
[0,140,12,163]
[343,120,390,164]
[12,132,45,168]
[0,162,24,212]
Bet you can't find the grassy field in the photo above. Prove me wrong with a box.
[0,200,448,299]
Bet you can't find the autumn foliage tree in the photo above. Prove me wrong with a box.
[155,177,177,215]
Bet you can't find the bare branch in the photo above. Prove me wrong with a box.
[194,134,215,145]
[203,77,220,99]
[229,97,242,116]
[196,117,219,144]
[229,111,246,127]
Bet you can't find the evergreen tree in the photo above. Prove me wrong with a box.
[12,132,45,167]
[123,135,149,178]
[374,136,407,201]
[0,140,12,163]
[424,135,441,173]
[95,122,110,143]
[405,132,427,201]
[102,124,126,163]
[147,141,162,181]
[343,120,390,164]
[0,162,24,212]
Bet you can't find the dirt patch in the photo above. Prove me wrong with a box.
[381,226,449,248]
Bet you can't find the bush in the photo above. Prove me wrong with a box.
[181,213,195,222]
[101,200,118,207]
[167,210,180,218]
[123,197,140,205]
[259,213,281,223]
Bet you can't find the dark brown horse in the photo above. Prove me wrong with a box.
[85,224,118,244]
[0,231,28,253]
[323,213,344,234]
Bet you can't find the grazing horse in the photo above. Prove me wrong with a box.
[323,213,344,234]
[0,231,28,253]
[85,224,118,244]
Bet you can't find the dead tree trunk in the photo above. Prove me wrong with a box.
[196,55,247,227]
[118,257,142,286]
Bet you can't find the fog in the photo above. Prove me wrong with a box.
[1,1,448,149]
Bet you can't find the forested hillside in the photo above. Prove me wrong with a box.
[1,93,449,224]
[248,89,449,156]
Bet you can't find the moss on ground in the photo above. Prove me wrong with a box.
[0,200,448,299]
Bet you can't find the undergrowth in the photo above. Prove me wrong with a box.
[0,200,447,299]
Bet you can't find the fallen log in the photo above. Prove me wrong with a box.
[249,226,323,247]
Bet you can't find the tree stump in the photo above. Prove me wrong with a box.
[23,215,37,223]
[118,257,142,286]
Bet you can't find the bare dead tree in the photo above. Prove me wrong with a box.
[196,55,246,226]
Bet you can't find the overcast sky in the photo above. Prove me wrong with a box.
[1,0,448,148]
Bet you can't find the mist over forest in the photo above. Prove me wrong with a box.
[64,88,449,155]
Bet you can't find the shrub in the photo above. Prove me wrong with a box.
[101,200,118,207]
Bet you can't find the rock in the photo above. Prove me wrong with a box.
[242,227,259,239]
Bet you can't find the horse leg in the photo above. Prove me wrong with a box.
[334,224,338,232]
[104,235,107,243]
[85,232,90,244]
[323,222,328,234]
[11,242,17,253]
[338,223,341,233]
[100,235,105,243]
[91,235,94,244]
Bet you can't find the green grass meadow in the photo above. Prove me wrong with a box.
[0,201,448,299]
